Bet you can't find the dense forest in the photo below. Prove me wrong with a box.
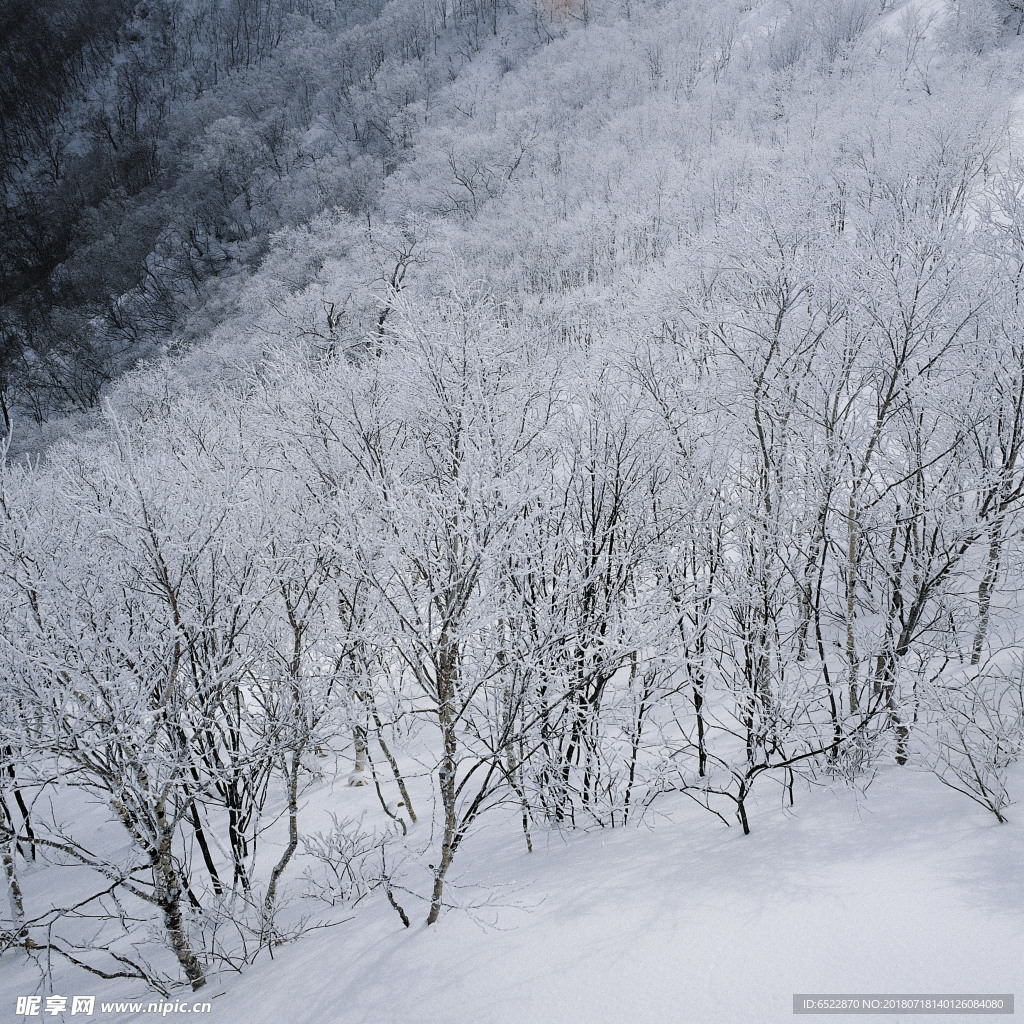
[1,0,513,428]
[3,0,1024,1007]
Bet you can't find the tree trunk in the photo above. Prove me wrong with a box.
[371,707,416,822]
[846,495,860,714]
[265,754,299,919]
[427,636,458,926]
[153,801,206,991]
[0,820,27,947]
[972,516,1004,666]
[349,723,368,785]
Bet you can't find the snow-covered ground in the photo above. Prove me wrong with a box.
[5,765,1020,1024]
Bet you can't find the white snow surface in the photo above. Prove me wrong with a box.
[4,766,1021,1024]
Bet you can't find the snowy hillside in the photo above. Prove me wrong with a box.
[4,0,1024,1021]
[2,764,1021,1023]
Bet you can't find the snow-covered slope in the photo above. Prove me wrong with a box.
[6,3,1024,1022]
[4,766,1020,1024]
